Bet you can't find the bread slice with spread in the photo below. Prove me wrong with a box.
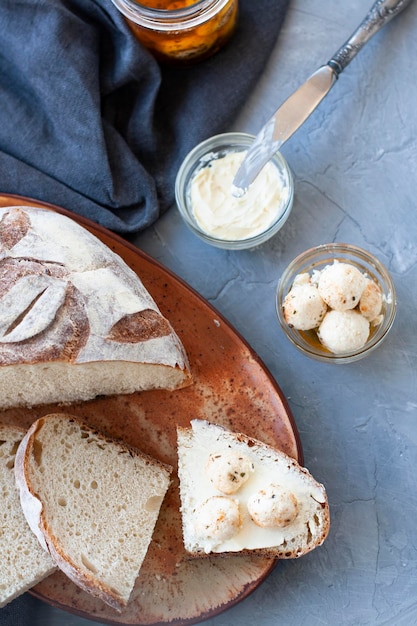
[14,413,172,611]
[0,205,191,409]
[177,419,329,558]
[0,424,56,608]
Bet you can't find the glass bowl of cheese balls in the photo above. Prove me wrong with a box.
[276,243,397,363]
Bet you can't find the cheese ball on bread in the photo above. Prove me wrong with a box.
[248,484,299,528]
[206,450,254,494]
[193,496,241,543]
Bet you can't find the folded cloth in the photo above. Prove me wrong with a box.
[0,0,290,234]
[0,594,35,626]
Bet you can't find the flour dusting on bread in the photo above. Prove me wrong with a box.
[0,206,191,409]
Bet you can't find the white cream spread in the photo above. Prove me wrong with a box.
[189,151,288,241]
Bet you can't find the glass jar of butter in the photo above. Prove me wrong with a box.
[110,0,239,64]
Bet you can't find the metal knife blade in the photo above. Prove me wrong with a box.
[231,0,413,197]
[231,65,337,197]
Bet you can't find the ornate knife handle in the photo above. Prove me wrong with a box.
[328,0,413,75]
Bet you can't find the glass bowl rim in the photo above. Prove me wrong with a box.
[110,0,232,28]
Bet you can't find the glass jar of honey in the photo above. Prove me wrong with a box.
[111,0,239,64]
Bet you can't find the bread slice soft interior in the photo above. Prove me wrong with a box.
[0,360,189,410]
[0,424,56,608]
[177,419,330,558]
[14,413,172,611]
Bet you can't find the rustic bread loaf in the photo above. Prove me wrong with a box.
[177,420,330,558]
[0,424,56,608]
[14,413,172,611]
[0,206,191,409]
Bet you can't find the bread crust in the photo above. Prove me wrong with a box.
[0,423,56,608]
[15,413,173,611]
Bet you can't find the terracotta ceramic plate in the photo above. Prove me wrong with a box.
[0,194,302,626]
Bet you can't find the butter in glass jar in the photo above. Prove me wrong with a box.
[110,0,239,64]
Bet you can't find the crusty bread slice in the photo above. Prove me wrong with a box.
[0,205,191,409]
[177,420,330,558]
[0,424,56,608]
[14,413,172,611]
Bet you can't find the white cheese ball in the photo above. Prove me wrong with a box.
[318,309,370,354]
[247,484,298,528]
[359,278,383,322]
[193,496,241,542]
[318,262,366,311]
[283,275,327,331]
[206,450,254,494]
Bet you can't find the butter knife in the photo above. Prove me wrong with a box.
[232,0,413,197]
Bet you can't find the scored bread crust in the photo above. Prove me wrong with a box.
[177,420,330,559]
[14,413,173,611]
[0,206,191,409]
[0,424,56,608]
